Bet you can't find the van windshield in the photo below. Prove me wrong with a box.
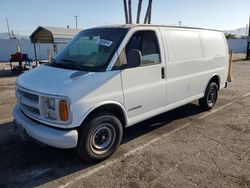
[51,28,128,72]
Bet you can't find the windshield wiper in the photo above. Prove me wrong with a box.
[50,58,104,72]
[60,59,77,63]
[51,58,76,64]
[51,58,85,71]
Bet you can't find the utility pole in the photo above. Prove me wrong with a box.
[6,17,11,39]
[11,30,15,39]
[246,15,250,60]
[178,21,182,26]
[246,24,248,36]
[74,15,79,29]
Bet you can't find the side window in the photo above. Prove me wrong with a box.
[125,30,161,67]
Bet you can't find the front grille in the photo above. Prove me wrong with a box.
[20,103,40,115]
[17,86,40,117]
[18,89,39,103]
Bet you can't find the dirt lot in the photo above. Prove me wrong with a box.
[0,56,250,187]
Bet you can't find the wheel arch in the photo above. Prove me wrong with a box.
[204,74,220,93]
[80,101,128,128]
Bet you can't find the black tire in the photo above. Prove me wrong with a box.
[199,82,218,111]
[77,112,123,162]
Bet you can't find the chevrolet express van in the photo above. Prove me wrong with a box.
[13,25,229,161]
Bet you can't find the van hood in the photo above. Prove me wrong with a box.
[16,65,91,95]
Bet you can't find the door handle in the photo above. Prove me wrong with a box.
[161,67,165,79]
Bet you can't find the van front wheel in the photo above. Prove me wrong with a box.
[199,82,218,111]
[77,112,123,162]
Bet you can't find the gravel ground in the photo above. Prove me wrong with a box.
[0,56,250,188]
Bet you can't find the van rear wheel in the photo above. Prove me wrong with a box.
[77,112,123,162]
[199,82,218,111]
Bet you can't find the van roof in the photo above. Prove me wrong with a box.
[90,24,221,33]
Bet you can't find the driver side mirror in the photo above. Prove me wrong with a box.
[126,49,142,68]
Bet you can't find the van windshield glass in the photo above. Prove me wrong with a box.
[52,28,128,71]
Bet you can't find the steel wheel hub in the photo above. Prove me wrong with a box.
[90,123,116,155]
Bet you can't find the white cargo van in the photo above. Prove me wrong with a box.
[13,25,229,161]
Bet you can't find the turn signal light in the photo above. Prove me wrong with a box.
[59,100,68,121]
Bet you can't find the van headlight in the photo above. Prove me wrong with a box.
[42,96,70,122]
[47,98,56,110]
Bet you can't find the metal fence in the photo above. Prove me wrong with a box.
[0,38,248,62]
[227,39,247,53]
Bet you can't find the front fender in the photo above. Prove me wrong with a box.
[77,101,128,128]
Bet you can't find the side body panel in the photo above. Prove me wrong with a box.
[124,27,228,126]
[201,30,229,89]
[119,27,167,126]
[160,27,228,106]
[54,27,229,129]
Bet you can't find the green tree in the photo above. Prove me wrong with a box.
[225,33,236,39]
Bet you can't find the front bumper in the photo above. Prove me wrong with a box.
[13,105,78,149]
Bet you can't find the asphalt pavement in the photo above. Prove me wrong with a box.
[0,60,249,187]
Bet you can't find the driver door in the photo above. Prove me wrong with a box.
[120,30,167,123]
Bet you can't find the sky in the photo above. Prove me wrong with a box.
[0,0,249,36]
